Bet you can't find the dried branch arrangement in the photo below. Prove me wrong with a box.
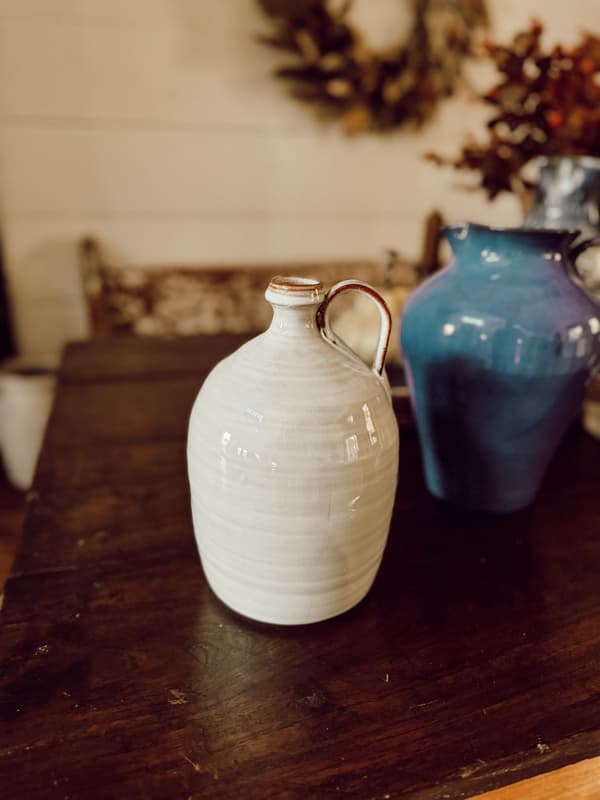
[256,0,488,135]
[427,22,600,198]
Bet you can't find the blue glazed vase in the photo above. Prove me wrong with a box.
[400,223,600,512]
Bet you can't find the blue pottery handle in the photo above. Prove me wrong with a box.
[570,235,600,264]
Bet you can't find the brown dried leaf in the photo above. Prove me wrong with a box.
[341,104,372,135]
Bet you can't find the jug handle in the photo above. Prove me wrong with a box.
[317,280,392,378]
[570,236,600,264]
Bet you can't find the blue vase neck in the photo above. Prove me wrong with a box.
[445,224,578,277]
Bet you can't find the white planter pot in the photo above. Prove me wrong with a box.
[187,276,399,625]
[0,361,55,490]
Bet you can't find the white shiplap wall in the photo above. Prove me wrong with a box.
[0,0,595,359]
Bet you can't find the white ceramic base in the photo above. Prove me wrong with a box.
[201,555,381,626]
[0,366,55,489]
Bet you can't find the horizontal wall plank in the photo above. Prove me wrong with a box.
[6,0,583,131]
[2,188,517,296]
[0,0,256,32]
[0,122,520,220]
[1,217,422,298]
[0,0,595,41]
[10,293,89,358]
[0,10,311,130]
[0,12,497,136]
[0,19,89,120]
[0,127,428,215]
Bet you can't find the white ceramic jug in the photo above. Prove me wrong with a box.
[187,276,399,624]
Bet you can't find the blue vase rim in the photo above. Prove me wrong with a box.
[444,221,580,243]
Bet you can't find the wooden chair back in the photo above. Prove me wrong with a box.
[78,212,444,339]
[79,238,386,338]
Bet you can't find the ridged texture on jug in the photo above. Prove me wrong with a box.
[187,280,398,625]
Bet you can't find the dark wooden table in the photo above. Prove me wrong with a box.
[1,336,600,800]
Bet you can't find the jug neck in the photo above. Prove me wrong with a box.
[444,223,579,276]
[265,276,324,337]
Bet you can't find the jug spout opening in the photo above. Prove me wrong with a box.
[265,276,325,307]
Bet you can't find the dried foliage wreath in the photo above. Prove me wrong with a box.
[256,0,488,135]
[427,21,600,198]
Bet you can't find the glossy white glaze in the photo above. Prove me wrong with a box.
[187,277,399,624]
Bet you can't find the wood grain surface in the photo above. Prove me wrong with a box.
[1,336,599,799]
